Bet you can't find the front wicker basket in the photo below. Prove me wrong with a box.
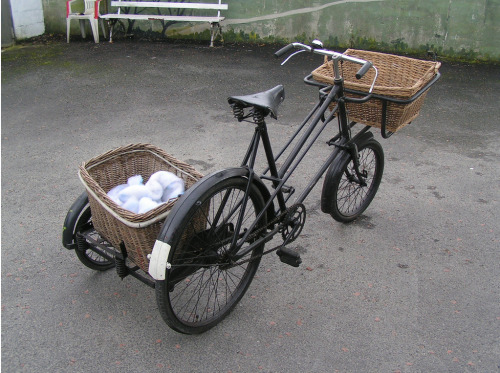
[79,143,204,272]
[312,49,441,132]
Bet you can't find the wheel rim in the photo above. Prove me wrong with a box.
[75,209,114,269]
[336,146,378,217]
[78,232,114,266]
[82,247,112,265]
[167,184,264,327]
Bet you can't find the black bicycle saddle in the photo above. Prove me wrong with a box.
[228,85,285,119]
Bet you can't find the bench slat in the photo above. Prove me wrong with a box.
[101,14,225,22]
[109,1,228,10]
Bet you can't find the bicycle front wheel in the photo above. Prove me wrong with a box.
[156,177,267,334]
[326,139,384,222]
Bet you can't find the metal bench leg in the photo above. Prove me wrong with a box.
[210,22,222,47]
[109,21,114,43]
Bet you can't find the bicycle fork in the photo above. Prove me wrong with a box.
[345,142,368,186]
[334,90,370,187]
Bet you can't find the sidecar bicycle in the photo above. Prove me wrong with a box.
[63,42,440,334]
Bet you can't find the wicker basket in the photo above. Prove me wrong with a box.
[78,143,204,272]
[312,49,441,132]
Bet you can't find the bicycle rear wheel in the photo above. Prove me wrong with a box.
[155,177,267,334]
[325,138,384,222]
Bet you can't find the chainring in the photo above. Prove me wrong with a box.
[280,203,306,244]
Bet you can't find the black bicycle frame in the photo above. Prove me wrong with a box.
[230,79,368,259]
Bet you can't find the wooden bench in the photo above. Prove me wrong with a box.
[100,0,228,46]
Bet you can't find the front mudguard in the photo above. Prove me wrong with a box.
[321,131,374,214]
[148,167,274,280]
[62,191,89,249]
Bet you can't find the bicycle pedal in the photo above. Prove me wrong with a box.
[276,247,302,267]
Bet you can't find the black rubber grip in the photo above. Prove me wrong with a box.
[274,44,295,58]
[356,61,373,79]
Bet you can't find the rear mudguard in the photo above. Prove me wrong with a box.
[62,191,89,249]
[156,167,273,245]
[321,131,374,214]
[148,167,274,280]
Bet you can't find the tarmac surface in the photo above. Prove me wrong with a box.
[1,38,499,372]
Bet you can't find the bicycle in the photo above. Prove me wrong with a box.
[63,41,440,334]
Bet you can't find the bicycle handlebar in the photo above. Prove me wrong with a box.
[274,43,298,58]
[275,41,378,90]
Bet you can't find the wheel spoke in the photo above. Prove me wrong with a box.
[330,140,383,222]
[74,206,114,271]
[159,178,266,333]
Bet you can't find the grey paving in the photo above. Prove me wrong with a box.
[2,39,499,372]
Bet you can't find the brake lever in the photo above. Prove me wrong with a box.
[280,49,307,66]
[368,66,379,93]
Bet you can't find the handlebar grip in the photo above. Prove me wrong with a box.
[274,44,295,58]
[355,61,373,79]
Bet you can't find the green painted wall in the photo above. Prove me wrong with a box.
[43,0,500,61]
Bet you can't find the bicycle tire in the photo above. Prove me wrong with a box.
[155,176,267,334]
[324,138,384,223]
[74,203,115,271]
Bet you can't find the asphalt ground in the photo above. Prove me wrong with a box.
[1,38,499,372]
